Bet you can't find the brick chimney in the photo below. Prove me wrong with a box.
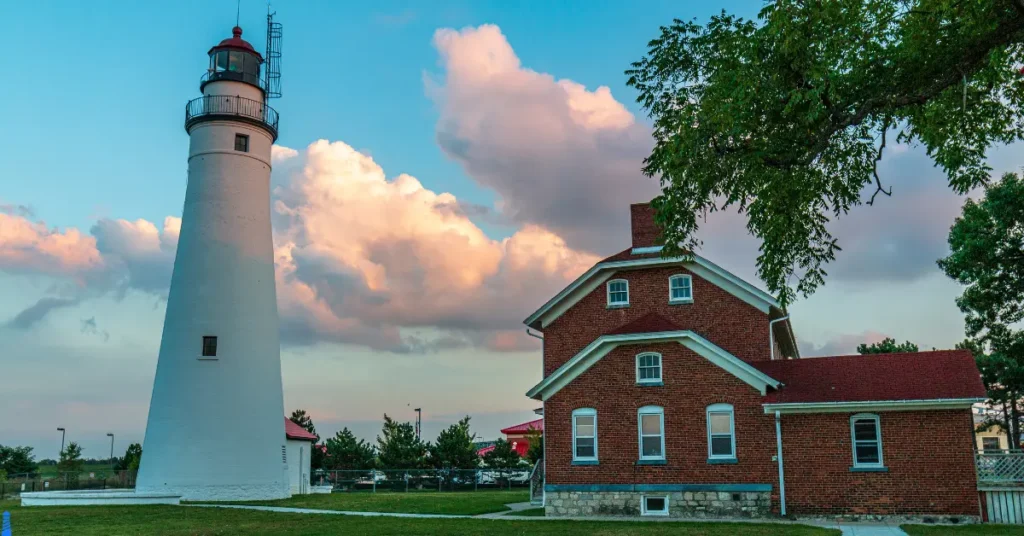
[630,203,663,249]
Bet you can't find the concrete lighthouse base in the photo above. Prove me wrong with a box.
[20,489,181,507]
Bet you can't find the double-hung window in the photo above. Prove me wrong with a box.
[638,406,665,462]
[607,279,629,307]
[636,352,662,384]
[572,408,597,463]
[851,414,884,469]
[707,403,735,461]
[669,274,693,303]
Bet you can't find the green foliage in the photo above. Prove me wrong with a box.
[0,444,38,476]
[627,1,1024,305]
[428,416,479,469]
[377,414,428,469]
[0,468,6,482]
[114,443,142,472]
[290,409,326,470]
[940,174,1024,448]
[525,429,544,464]
[857,338,919,354]
[58,442,85,473]
[324,428,376,470]
[482,439,522,469]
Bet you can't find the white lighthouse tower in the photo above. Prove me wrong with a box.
[136,21,290,501]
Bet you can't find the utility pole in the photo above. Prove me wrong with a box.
[107,433,115,470]
[414,408,422,441]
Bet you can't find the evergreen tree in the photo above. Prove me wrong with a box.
[0,444,38,476]
[428,416,479,469]
[324,428,376,470]
[376,414,428,469]
[857,338,919,355]
[290,409,326,470]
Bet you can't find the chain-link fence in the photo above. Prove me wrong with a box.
[310,468,531,493]
[0,470,136,498]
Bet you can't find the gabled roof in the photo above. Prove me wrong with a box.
[523,247,783,331]
[526,324,781,401]
[285,418,318,441]
[754,350,986,412]
[501,418,543,435]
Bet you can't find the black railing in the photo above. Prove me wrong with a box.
[184,95,279,140]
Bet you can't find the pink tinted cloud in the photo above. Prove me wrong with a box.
[0,210,104,279]
[429,24,658,255]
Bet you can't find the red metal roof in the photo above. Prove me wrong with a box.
[608,312,683,335]
[208,26,262,60]
[753,350,986,404]
[476,440,531,457]
[501,418,543,435]
[285,418,317,441]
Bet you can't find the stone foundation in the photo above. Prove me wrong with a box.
[545,489,771,518]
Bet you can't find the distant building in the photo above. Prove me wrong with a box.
[477,419,543,458]
[284,419,317,494]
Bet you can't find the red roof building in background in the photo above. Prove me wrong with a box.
[477,418,543,458]
[284,418,317,442]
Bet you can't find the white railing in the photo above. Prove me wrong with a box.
[977,452,1024,484]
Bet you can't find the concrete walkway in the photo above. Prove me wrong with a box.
[188,502,911,535]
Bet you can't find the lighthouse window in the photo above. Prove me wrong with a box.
[234,134,249,152]
[202,336,218,357]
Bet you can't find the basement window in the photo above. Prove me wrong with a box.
[641,495,669,516]
[202,336,218,357]
[234,133,250,152]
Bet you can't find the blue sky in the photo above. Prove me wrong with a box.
[0,1,1011,460]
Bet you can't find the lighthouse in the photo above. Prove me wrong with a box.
[136,22,290,501]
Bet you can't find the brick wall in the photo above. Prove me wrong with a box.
[630,203,662,249]
[545,342,780,492]
[543,266,772,376]
[781,410,979,517]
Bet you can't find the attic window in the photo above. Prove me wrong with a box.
[669,274,693,303]
[607,279,629,307]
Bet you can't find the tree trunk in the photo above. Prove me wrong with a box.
[1011,394,1022,451]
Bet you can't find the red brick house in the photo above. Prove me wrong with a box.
[524,203,987,520]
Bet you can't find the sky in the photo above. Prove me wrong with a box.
[0,0,1018,461]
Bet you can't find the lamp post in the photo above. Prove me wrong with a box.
[414,408,422,441]
[107,433,115,471]
[57,427,66,456]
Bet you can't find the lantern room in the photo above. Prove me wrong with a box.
[201,26,264,92]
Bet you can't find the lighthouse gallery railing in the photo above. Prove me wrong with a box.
[184,95,279,140]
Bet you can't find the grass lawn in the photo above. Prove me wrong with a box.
[902,525,1024,535]
[212,490,530,515]
[0,501,840,535]
[509,507,546,516]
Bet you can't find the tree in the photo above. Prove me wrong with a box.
[376,414,427,469]
[482,439,522,470]
[857,338,920,355]
[290,409,325,470]
[428,416,479,469]
[0,445,38,476]
[58,442,84,473]
[324,428,376,470]
[114,443,142,473]
[627,1,1024,306]
[939,173,1024,448]
[525,429,544,465]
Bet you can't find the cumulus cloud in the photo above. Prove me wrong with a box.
[274,140,599,351]
[429,24,658,255]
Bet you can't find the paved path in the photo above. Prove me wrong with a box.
[189,502,910,534]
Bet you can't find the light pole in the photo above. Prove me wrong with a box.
[414,408,422,441]
[57,427,66,456]
[107,433,115,471]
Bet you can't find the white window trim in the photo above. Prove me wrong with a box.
[641,494,670,516]
[850,413,884,468]
[606,279,629,307]
[635,352,662,384]
[706,403,736,459]
[668,274,693,304]
[572,408,598,462]
[638,405,666,461]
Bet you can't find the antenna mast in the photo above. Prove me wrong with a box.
[264,9,283,102]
